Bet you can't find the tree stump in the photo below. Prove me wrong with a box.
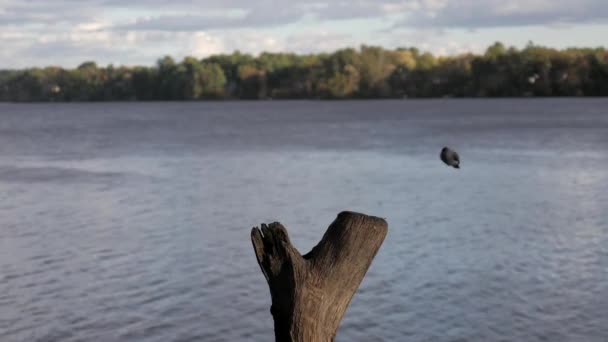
[251,211,388,342]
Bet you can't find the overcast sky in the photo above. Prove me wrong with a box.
[1,0,607,68]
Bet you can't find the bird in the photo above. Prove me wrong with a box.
[440,146,460,169]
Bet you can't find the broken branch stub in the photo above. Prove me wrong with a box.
[251,211,388,342]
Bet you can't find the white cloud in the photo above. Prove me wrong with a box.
[0,0,607,68]
[2,0,608,31]
[433,42,483,56]
[220,31,285,54]
[286,31,356,53]
[189,32,226,57]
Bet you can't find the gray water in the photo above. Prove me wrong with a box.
[0,99,607,342]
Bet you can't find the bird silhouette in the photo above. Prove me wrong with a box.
[440,147,460,169]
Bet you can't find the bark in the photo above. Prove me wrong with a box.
[251,211,388,342]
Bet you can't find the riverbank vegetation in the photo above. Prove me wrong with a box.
[1,42,607,101]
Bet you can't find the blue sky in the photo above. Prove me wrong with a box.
[0,0,607,68]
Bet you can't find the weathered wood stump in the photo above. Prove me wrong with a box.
[251,211,388,342]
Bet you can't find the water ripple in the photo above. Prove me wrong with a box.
[1,100,607,341]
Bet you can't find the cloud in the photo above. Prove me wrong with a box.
[0,1,99,25]
[0,0,607,68]
[22,40,140,63]
[286,31,357,53]
[399,0,608,28]
[116,9,302,32]
[189,32,226,56]
[2,0,608,31]
[313,2,386,21]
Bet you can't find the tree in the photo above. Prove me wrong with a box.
[251,212,388,342]
[157,56,179,100]
[200,63,226,98]
[327,65,360,98]
[1,43,607,101]
[485,42,507,60]
[390,50,417,69]
[238,64,267,99]
[181,57,204,99]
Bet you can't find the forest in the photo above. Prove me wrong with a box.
[1,42,607,101]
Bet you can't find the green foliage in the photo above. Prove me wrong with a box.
[0,43,607,101]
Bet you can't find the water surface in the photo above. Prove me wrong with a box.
[1,99,607,341]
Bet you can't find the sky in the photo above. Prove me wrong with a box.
[0,0,607,68]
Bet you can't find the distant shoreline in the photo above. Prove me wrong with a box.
[2,97,607,105]
[2,43,607,102]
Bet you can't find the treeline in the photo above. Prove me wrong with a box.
[1,42,607,101]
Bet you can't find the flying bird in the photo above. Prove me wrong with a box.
[440,147,460,169]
